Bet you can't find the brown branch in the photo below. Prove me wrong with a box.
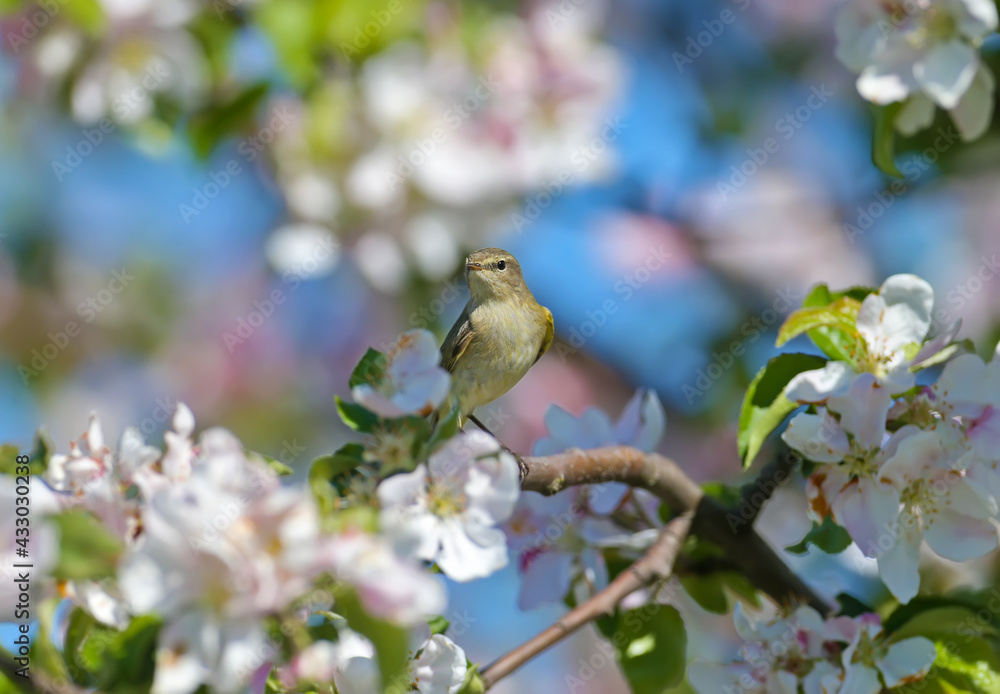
[481,512,693,689]
[738,446,801,524]
[519,446,830,615]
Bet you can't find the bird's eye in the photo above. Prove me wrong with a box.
[497,260,506,271]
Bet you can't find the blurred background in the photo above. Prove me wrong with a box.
[2,0,1000,691]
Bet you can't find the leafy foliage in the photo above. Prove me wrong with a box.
[737,352,827,468]
[785,515,852,555]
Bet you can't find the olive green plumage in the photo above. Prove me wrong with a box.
[440,248,553,423]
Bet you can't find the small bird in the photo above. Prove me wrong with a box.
[439,248,553,427]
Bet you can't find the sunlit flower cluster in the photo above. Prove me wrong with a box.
[835,0,998,140]
[690,605,937,694]
[782,274,1000,602]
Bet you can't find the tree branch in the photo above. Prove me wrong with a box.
[481,512,693,689]
[519,446,830,615]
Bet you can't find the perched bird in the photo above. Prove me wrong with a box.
[439,248,553,426]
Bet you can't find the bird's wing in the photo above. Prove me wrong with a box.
[440,305,476,373]
[533,306,554,365]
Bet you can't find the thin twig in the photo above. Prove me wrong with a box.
[481,512,694,689]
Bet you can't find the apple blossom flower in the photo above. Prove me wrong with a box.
[278,630,380,694]
[835,0,998,140]
[874,428,997,603]
[378,430,520,581]
[532,389,665,514]
[691,606,936,694]
[505,489,621,609]
[319,529,446,625]
[278,632,466,694]
[786,275,937,402]
[689,605,851,694]
[119,428,322,694]
[412,634,468,694]
[905,352,1000,502]
[782,373,904,553]
[839,613,936,692]
[352,329,451,418]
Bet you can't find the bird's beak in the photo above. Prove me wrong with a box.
[466,262,483,272]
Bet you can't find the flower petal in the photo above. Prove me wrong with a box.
[781,412,850,463]
[923,507,997,561]
[914,39,978,109]
[436,517,508,581]
[949,63,995,141]
[827,373,892,449]
[878,520,923,604]
[897,93,936,136]
[613,389,666,452]
[785,362,855,403]
[839,662,882,694]
[412,635,467,694]
[878,637,936,688]
[832,477,900,557]
[518,550,574,610]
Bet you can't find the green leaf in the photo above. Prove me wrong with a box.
[188,82,270,159]
[249,450,295,476]
[737,352,827,469]
[29,599,72,682]
[50,510,124,581]
[610,605,687,693]
[333,586,410,693]
[428,615,450,636]
[95,616,161,694]
[0,444,20,475]
[799,284,873,362]
[456,665,485,694]
[335,396,380,433]
[309,443,366,511]
[931,639,1000,694]
[62,0,106,33]
[349,348,388,389]
[776,298,862,348]
[679,574,728,615]
[785,515,852,555]
[873,101,905,178]
[884,593,999,636]
[64,608,98,685]
[29,428,55,474]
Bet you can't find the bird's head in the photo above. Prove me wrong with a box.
[465,247,527,302]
